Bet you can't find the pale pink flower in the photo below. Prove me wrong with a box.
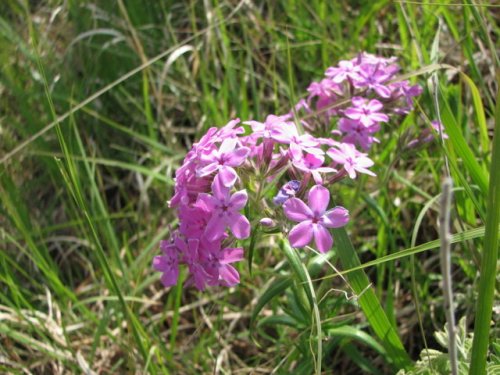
[197,175,250,241]
[344,97,389,127]
[203,244,244,287]
[152,240,180,287]
[338,118,380,150]
[197,137,250,187]
[283,185,349,253]
[327,143,375,179]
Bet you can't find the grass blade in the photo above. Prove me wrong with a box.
[332,227,412,370]
[469,83,500,375]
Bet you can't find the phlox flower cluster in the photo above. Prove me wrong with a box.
[154,52,423,290]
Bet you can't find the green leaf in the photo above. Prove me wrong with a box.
[327,325,386,356]
[439,90,489,197]
[332,227,412,370]
[469,80,500,375]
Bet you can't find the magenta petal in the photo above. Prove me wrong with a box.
[226,147,250,167]
[308,185,330,215]
[370,113,389,123]
[218,166,238,187]
[289,142,303,160]
[193,271,207,291]
[288,220,314,248]
[152,256,167,272]
[212,174,230,200]
[367,99,383,112]
[229,214,250,239]
[245,120,264,132]
[220,247,244,264]
[322,207,349,228]
[196,193,218,211]
[197,162,219,177]
[229,190,248,210]
[283,198,313,222]
[205,216,226,241]
[327,147,347,164]
[219,265,240,286]
[351,97,365,107]
[345,108,362,120]
[313,224,333,253]
[160,267,179,287]
[374,85,391,98]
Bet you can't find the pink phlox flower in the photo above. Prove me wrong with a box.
[389,81,423,113]
[197,137,250,187]
[307,79,342,100]
[283,185,349,253]
[203,244,244,287]
[357,52,398,66]
[152,239,180,287]
[175,237,212,291]
[170,169,212,208]
[325,60,359,83]
[338,117,380,150]
[350,63,395,98]
[307,78,342,119]
[344,97,389,127]
[179,204,211,238]
[238,132,259,155]
[327,142,375,179]
[215,118,245,141]
[293,153,336,185]
[197,175,250,241]
[317,137,337,147]
[245,114,292,140]
[271,123,323,159]
[431,120,448,139]
[194,127,219,153]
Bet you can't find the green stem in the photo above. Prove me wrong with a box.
[469,87,500,374]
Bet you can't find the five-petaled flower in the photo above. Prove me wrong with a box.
[197,137,250,187]
[283,185,349,253]
[197,175,251,241]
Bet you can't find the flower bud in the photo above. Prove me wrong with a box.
[259,218,275,227]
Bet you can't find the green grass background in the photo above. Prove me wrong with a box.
[0,1,498,373]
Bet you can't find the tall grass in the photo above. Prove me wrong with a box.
[0,1,498,373]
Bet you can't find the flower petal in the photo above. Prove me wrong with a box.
[196,193,218,211]
[212,173,231,199]
[283,198,313,222]
[219,265,240,286]
[205,216,227,241]
[218,166,238,188]
[152,255,167,272]
[229,213,251,239]
[229,190,248,210]
[327,147,347,164]
[313,224,333,253]
[197,162,219,177]
[219,137,237,154]
[322,206,350,228]
[226,147,250,167]
[220,247,244,264]
[160,266,179,287]
[308,185,330,216]
[288,220,313,248]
